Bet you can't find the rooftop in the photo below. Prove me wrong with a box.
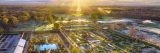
[0,34,24,53]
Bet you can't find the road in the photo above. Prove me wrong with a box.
[58,32,71,53]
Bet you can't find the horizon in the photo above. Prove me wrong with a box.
[0,0,160,6]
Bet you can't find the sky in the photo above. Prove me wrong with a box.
[0,0,160,6]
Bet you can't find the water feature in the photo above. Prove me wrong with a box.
[39,44,58,51]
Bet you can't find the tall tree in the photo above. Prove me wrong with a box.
[70,47,81,53]
[20,11,30,22]
[2,17,9,25]
[23,11,30,18]
[20,16,29,22]
[0,27,4,33]
[10,16,19,25]
[53,23,62,30]
[0,16,2,19]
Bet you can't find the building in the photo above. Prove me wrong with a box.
[0,34,26,53]
[14,38,26,53]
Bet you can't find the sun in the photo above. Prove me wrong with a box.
[69,0,91,17]
[60,0,103,17]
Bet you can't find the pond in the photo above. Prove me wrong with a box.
[39,44,58,51]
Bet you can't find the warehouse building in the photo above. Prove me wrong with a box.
[0,34,26,53]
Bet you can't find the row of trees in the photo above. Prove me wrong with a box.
[0,7,63,32]
[0,11,30,24]
[0,11,31,32]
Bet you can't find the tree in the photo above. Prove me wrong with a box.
[53,23,62,30]
[111,50,119,53]
[2,17,9,25]
[39,39,46,44]
[39,16,45,21]
[0,27,4,33]
[58,17,63,21]
[33,16,39,21]
[89,12,103,21]
[89,12,103,30]
[52,14,58,20]
[70,47,81,53]
[20,16,29,22]
[47,17,55,23]
[0,16,2,19]
[19,11,30,22]
[11,16,19,25]
[23,11,30,18]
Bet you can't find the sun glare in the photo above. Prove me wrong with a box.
[70,0,90,17]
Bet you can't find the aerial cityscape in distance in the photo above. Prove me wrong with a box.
[0,0,160,53]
